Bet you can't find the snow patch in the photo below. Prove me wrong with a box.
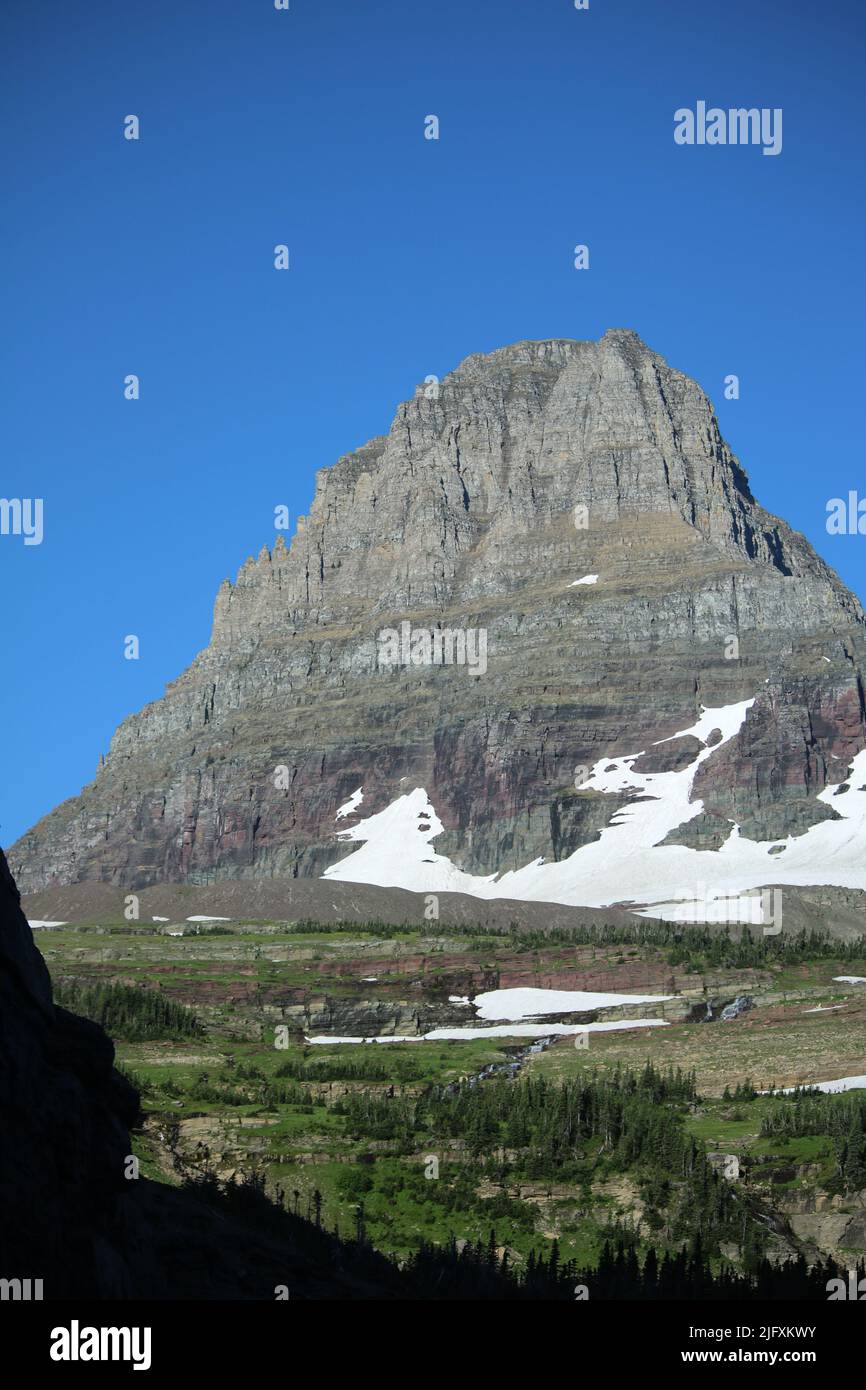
[324,787,499,894]
[323,699,866,917]
[471,986,671,1021]
[306,1018,670,1045]
[570,574,598,586]
[772,1075,866,1095]
[336,787,364,820]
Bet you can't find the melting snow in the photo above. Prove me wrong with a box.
[323,787,495,895]
[306,1018,670,1044]
[835,976,866,985]
[633,894,768,924]
[28,920,66,928]
[323,699,866,918]
[570,574,598,586]
[773,1075,866,1095]
[307,1035,421,1045]
[186,915,231,922]
[336,787,364,819]
[425,1019,669,1040]
[472,986,671,1020]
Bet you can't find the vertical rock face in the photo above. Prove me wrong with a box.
[0,847,141,1294]
[9,330,866,895]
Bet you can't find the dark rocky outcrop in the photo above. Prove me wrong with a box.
[0,849,400,1298]
[0,848,138,1296]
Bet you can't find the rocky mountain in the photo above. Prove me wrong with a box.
[11,330,866,917]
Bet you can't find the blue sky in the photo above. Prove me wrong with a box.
[2,0,864,846]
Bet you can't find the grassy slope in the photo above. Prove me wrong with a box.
[39,920,866,1268]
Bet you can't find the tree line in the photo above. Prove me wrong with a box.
[53,977,202,1041]
[761,1088,866,1192]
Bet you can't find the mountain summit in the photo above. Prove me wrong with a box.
[12,331,866,914]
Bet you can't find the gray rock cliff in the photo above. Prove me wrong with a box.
[10,330,866,892]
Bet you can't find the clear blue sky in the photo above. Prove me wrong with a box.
[2,0,864,846]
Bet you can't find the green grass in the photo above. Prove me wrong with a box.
[37,920,866,1274]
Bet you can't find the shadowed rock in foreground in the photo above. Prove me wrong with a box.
[0,847,402,1299]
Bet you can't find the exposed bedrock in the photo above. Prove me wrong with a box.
[11,330,866,894]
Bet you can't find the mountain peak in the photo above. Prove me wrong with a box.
[10,334,866,904]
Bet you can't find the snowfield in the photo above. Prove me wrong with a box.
[772,1075,866,1095]
[306,1018,670,1045]
[471,986,671,1020]
[323,699,866,919]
